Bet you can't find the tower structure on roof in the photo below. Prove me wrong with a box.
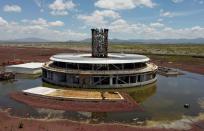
[91,28,108,58]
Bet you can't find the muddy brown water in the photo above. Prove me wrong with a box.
[0,70,204,125]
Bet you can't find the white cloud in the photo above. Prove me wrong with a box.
[49,21,64,26]
[78,10,120,27]
[50,10,68,16]
[95,0,156,10]
[0,17,87,41]
[109,19,131,32]
[160,9,204,18]
[21,18,64,27]
[160,9,175,17]
[160,11,174,17]
[109,19,154,35]
[199,1,204,4]
[157,18,163,22]
[3,4,22,13]
[172,0,184,3]
[31,18,48,26]
[150,22,164,28]
[108,19,204,39]
[49,0,75,16]
[34,0,44,12]
[78,9,204,39]
[0,17,8,26]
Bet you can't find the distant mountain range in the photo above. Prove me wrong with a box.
[0,37,50,43]
[1,37,204,44]
[80,38,204,44]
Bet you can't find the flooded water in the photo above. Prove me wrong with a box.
[0,70,204,125]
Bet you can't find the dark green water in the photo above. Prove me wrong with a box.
[0,71,204,124]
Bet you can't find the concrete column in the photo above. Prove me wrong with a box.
[46,70,49,79]
[77,64,79,70]
[110,75,113,86]
[116,75,118,85]
[65,63,67,70]
[92,64,94,70]
[128,76,130,84]
[144,74,146,81]
[99,77,101,85]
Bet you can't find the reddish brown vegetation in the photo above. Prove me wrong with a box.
[10,92,140,112]
[0,46,203,75]
[0,46,77,66]
[2,59,24,66]
[1,110,204,131]
[1,45,204,130]
[153,60,204,75]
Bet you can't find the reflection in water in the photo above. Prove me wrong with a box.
[36,108,65,119]
[15,74,42,79]
[90,112,107,123]
[62,83,157,124]
[123,84,157,103]
[0,71,204,124]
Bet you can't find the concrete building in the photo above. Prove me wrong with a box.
[42,29,157,88]
[6,62,44,74]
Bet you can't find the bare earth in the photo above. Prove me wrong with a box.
[0,110,204,131]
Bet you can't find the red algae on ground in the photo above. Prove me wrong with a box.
[10,92,140,112]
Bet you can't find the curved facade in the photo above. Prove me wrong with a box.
[42,53,158,88]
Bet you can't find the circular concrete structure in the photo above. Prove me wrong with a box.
[42,53,158,88]
[50,53,150,64]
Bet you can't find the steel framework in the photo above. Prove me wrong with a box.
[91,28,108,58]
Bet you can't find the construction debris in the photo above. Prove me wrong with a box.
[0,72,15,81]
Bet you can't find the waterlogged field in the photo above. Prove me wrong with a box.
[0,44,204,129]
[0,70,204,126]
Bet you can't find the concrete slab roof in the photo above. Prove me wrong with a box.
[50,53,150,64]
[6,62,44,69]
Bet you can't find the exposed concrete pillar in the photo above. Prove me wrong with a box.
[128,76,130,84]
[77,63,79,70]
[122,64,124,70]
[116,75,118,85]
[110,75,113,86]
[92,64,94,70]
[65,63,67,70]
[46,71,49,79]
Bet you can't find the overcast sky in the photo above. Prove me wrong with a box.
[0,0,204,41]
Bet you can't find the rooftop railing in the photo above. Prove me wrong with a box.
[42,62,157,75]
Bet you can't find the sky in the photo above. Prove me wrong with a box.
[0,0,204,41]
